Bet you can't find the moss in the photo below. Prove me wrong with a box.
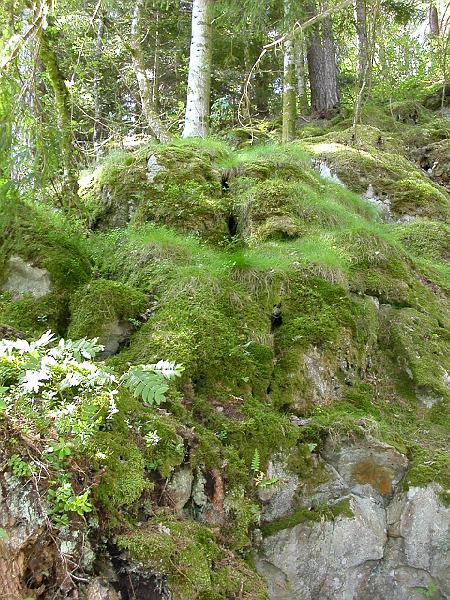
[260,499,353,537]
[0,193,91,290]
[110,272,273,399]
[117,517,268,600]
[390,177,450,220]
[223,488,260,551]
[68,279,147,340]
[394,220,450,263]
[0,290,69,337]
[387,308,450,400]
[79,140,230,243]
[405,450,450,507]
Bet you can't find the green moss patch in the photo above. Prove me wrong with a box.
[68,279,147,340]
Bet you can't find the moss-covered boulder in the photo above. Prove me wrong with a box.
[79,140,231,243]
[0,192,91,336]
[304,127,450,222]
[68,279,147,356]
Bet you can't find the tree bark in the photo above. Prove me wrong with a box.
[282,34,297,142]
[294,35,309,110]
[182,0,213,138]
[355,0,367,84]
[306,2,340,116]
[38,27,78,202]
[131,0,170,143]
[429,2,440,36]
[93,10,105,161]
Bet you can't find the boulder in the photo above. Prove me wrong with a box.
[2,255,52,299]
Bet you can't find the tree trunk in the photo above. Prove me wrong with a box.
[429,2,440,36]
[295,35,309,110]
[282,36,297,142]
[306,2,340,116]
[355,0,367,83]
[93,10,105,161]
[182,0,213,138]
[131,0,170,143]
[38,28,78,202]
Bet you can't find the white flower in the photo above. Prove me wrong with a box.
[144,430,160,447]
[32,330,55,350]
[106,390,119,420]
[21,368,51,393]
[59,371,83,390]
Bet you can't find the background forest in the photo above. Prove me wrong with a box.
[0,0,449,195]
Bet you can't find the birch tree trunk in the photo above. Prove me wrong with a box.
[355,0,368,84]
[182,0,213,138]
[131,0,170,143]
[282,35,297,142]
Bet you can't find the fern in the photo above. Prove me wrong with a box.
[251,448,260,472]
[66,337,104,360]
[121,361,183,406]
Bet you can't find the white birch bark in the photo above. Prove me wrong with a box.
[182,0,213,138]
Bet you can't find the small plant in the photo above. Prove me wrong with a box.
[416,583,439,598]
[8,454,35,478]
[121,361,183,406]
[251,448,260,473]
[0,331,183,527]
[250,448,280,488]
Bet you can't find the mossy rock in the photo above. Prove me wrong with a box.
[110,275,273,398]
[79,141,230,243]
[394,220,450,262]
[117,518,268,600]
[304,129,450,222]
[386,307,450,402]
[0,192,91,336]
[0,194,91,290]
[68,279,147,344]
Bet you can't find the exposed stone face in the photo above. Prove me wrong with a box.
[2,255,52,299]
[96,319,133,359]
[165,467,194,513]
[258,457,300,522]
[256,439,450,600]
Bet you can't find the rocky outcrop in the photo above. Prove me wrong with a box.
[256,438,450,600]
[2,255,52,299]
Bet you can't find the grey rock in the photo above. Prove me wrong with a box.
[258,457,300,522]
[147,154,165,182]
[2,255,51,299]
[303,348,341,404]
[97,319,133,359]
[322,437,408,502]
[256,437,450,600]
[166,467,194,513]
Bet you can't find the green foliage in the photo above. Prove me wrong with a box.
[0,330,183,523]
[121,361,183,406]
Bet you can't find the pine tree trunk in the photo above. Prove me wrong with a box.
[39,28,78,202]
[182,0,213,138]
[306,3,340,116]
[131,0,170,143]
